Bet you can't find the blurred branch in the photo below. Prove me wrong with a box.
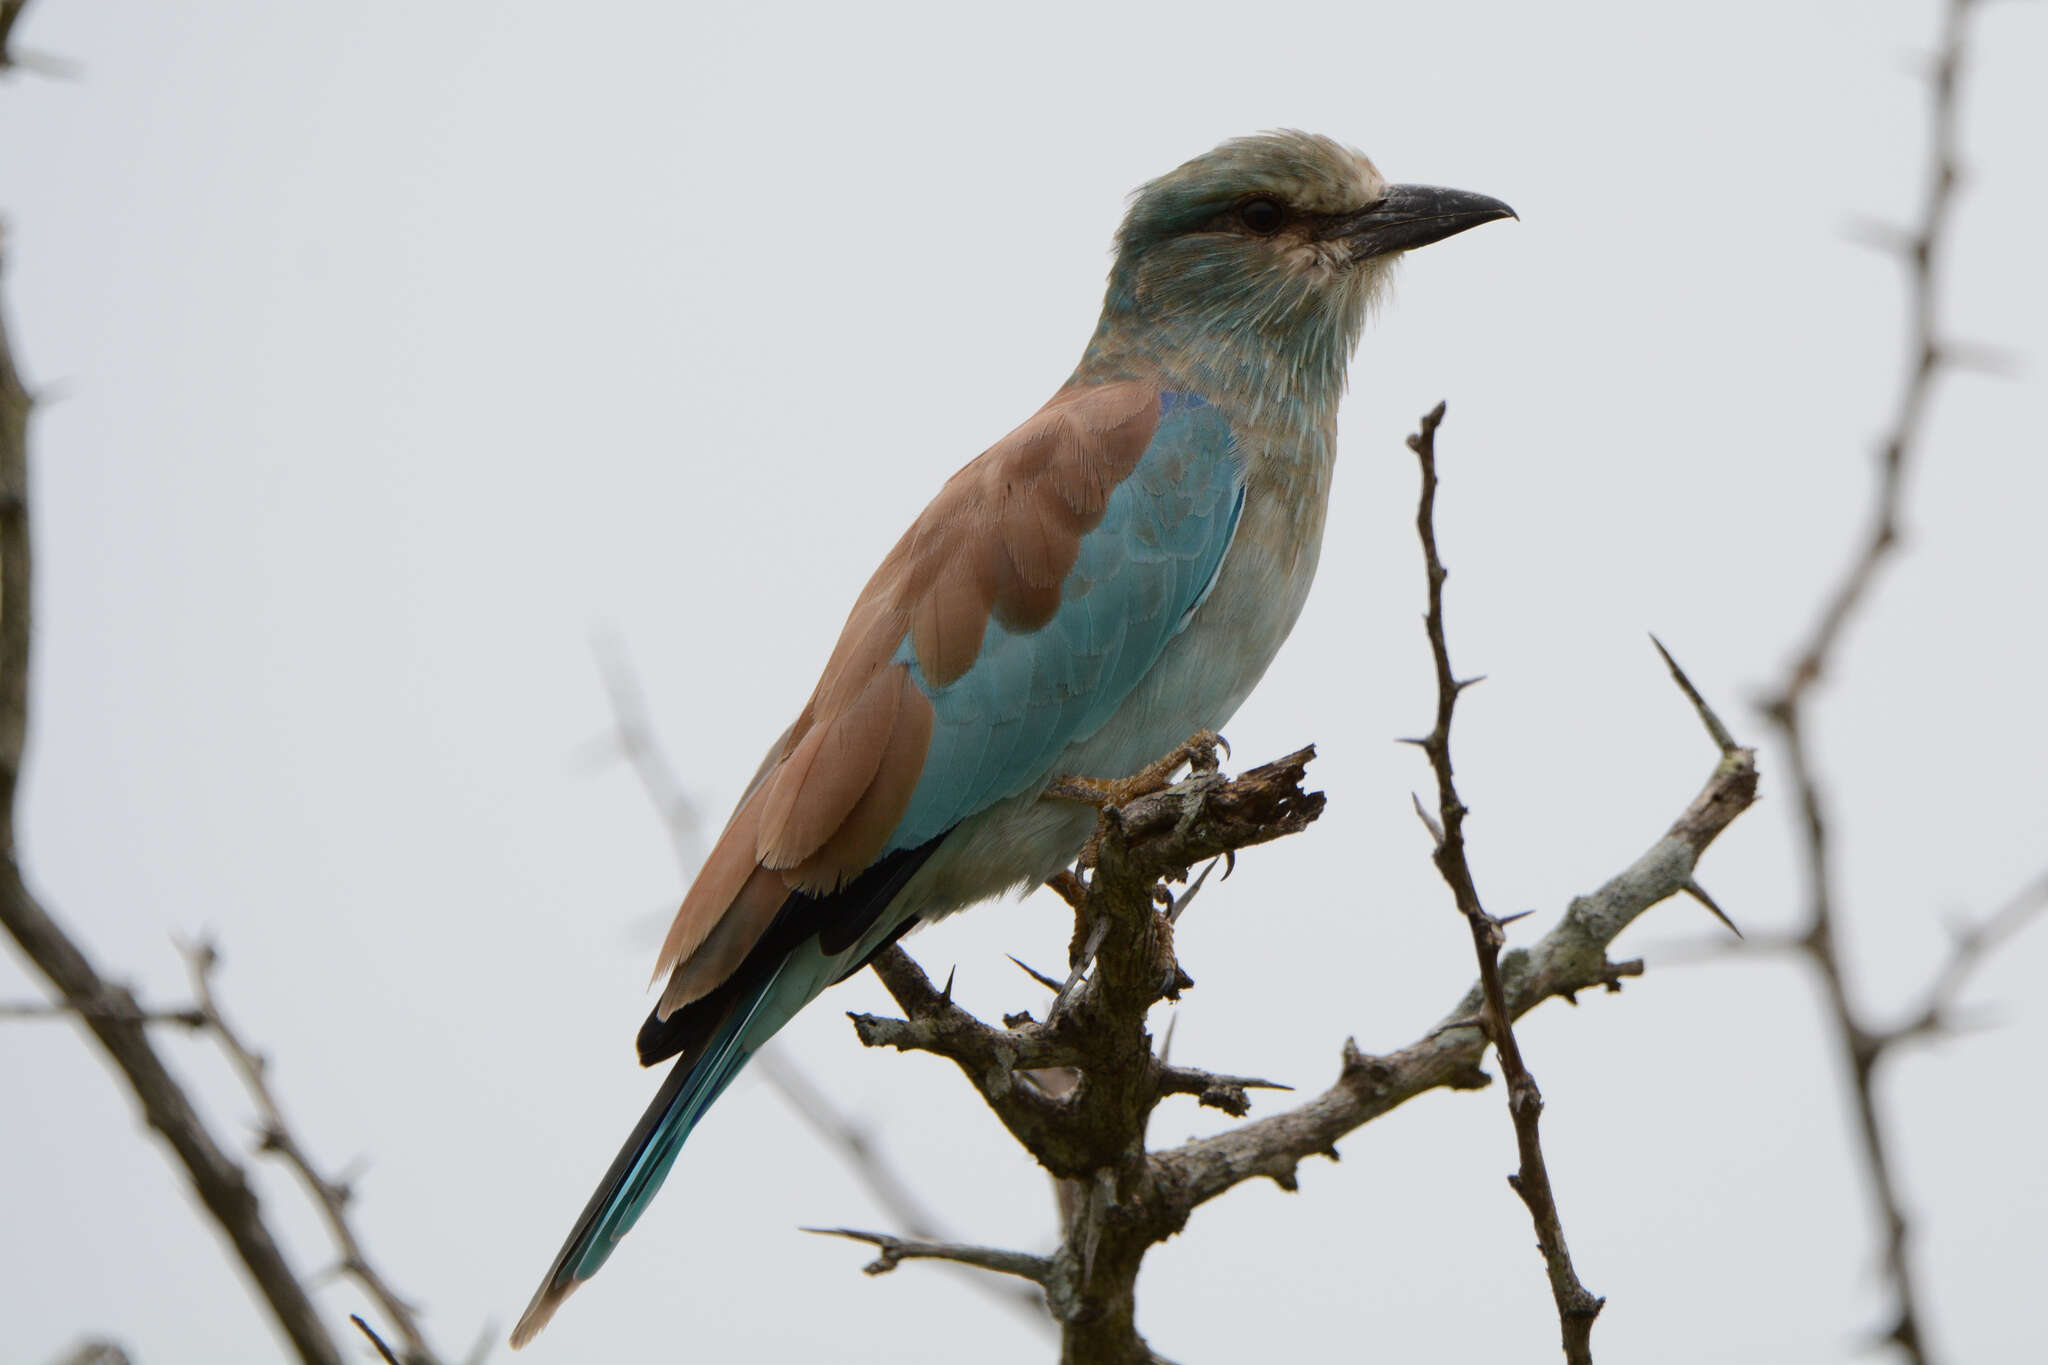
[0,0,73,79]
[354,1315,405,1365]
[0,997,205,1026]
[589,630,703,877]
[177,937,448,1365]
[0,237,344,1365]
[0,1,30,67]
[1754,4,1987,1361]
[752,1045,1051,1325]
[1401,401,1605,1362]
[42,1340,131,1365]
[1,131,457,1362]
[1905,868,2048,1040]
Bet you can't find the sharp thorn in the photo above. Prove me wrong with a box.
[1684,880,1743,938]
[1169,856,1222,925]
[1648,634,1740,752]
[940,965,957,1003]
[1005,954,1064,994]
[1410,793,1445,846]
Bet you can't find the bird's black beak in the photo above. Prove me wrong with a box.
[1328,184,1516,262]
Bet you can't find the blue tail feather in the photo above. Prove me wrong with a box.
[509,966,783,1345]
[511,834,950,1349]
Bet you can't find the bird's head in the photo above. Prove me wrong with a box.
[1094,131,1512,411]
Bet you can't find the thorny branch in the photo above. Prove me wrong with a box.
[1752,4,2018,1361]
[0,238,346,1362]
[1402,401,1606,1363]
[178,939,447,1365]
[827,402,1757,1361]
[0,82,455,1365]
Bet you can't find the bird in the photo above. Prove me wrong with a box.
[511,130,1512,1347]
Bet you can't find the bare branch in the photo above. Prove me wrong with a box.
[0,240,345,1365]
[1914,867,2048,1031]
[0,1,30,68]
[750,1047,1060,1323]
[853,746,1331,1364]
[0,997,206,1027]
[803,1226,1055,1285]
[1149,682,1756,1226]
[1403,400,1604,1362]
[44,1342,132,1365]
[178,940,443,1365]
[1752,5,1986,1360]
[589,630,704,878]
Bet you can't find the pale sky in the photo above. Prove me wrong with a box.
[4,2,2046,1363]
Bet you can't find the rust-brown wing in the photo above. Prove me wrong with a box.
[649,380,1161,1018]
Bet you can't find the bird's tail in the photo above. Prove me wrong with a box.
[509,960,792,1348]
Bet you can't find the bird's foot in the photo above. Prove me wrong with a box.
[1045,868,1089,910]
[1044,730,1227,810]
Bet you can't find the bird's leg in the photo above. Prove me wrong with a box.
[1043,730,1227,810]
[1046,868,1089,910]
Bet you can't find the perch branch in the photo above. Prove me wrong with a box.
[830,400,1758,1363]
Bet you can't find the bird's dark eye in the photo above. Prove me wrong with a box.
[1238,197,1285,235]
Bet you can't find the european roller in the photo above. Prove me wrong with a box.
[512,131,1511,1345]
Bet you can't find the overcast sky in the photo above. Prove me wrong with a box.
[4,2,2045,1362]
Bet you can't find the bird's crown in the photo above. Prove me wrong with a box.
[1115,130,1386,256]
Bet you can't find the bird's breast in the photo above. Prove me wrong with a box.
[1058,427,1334,781]
[891,420,1336,926]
